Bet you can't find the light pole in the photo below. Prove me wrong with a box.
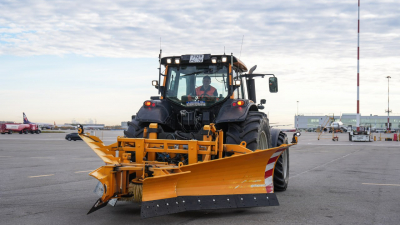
[386,76,392,131]
[297,101,299,131]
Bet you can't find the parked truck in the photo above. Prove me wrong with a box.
[0,123,40,134]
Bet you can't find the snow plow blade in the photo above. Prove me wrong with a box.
[140,146,286,218]
[78,124,297,218]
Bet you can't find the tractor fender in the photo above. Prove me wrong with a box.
[136,100,171,124]
[270,128,282,147]
[215,99,258,123]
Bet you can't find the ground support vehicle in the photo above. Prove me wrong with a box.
[79,53,299,218]
[348,125,373,142]
[65,133,82,141]
[0,123,40,134]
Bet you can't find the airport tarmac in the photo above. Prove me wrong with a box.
[0,131,399,225]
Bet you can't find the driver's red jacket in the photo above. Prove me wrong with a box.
[195,85,218,96]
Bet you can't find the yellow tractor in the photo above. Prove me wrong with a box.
[79,53,299,218]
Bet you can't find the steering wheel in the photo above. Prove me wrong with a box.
[199,93,214,102]
[200,93,211,98]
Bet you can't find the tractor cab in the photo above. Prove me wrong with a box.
[158,54,248,108]
[136,53,280,133]
[165,64,227,107]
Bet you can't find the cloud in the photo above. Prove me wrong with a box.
[0,0,399,124]
[0,0,398,57]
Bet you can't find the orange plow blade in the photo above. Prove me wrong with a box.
[141,145,289,218]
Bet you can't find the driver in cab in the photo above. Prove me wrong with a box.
[195,76,218,97]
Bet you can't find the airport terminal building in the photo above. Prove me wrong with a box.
[294,113,400,131]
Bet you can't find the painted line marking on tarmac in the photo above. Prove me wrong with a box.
[304,143,399,147]
[74,170,93,173]
[291,150,360,179]
[362,183,400,187]
[30,157,53,159]
[29,174,54,178]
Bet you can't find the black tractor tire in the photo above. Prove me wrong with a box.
[124,119,148,138]
[274,132,289,192]
[124,119,149,164]
[225,111,271,151]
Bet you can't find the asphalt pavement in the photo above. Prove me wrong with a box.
[0,131,399,225]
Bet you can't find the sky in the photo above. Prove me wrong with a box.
[0,0,399,126]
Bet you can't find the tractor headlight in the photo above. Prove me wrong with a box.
[221,56,227,62]
[175,58,180,64]
[166,58,172,64]
[211,57,217,63]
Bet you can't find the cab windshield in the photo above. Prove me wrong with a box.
[166,64,229,107]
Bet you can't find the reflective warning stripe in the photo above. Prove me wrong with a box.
[264,148,285,193]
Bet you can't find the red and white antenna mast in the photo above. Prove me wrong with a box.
[356,0,361,132]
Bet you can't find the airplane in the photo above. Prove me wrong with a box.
[53,121,103,130]
[280,128,297,132]
[23,112,54,130]
[54,122,77,130]
[83,125,104,130]
[321,114,348,133]
[269,123,293,128]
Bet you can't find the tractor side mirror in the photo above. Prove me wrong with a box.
[269,77,278,93]
[260,99,266,104]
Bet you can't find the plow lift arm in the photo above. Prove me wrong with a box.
[78,124,299,218]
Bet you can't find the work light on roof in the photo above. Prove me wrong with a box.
[221,56,227,62]
[166,58,172,64]
[211,57,217,63]
[175,58,180,64]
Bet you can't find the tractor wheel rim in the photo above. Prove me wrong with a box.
[258,131,268,149]
[282,150,288,179]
